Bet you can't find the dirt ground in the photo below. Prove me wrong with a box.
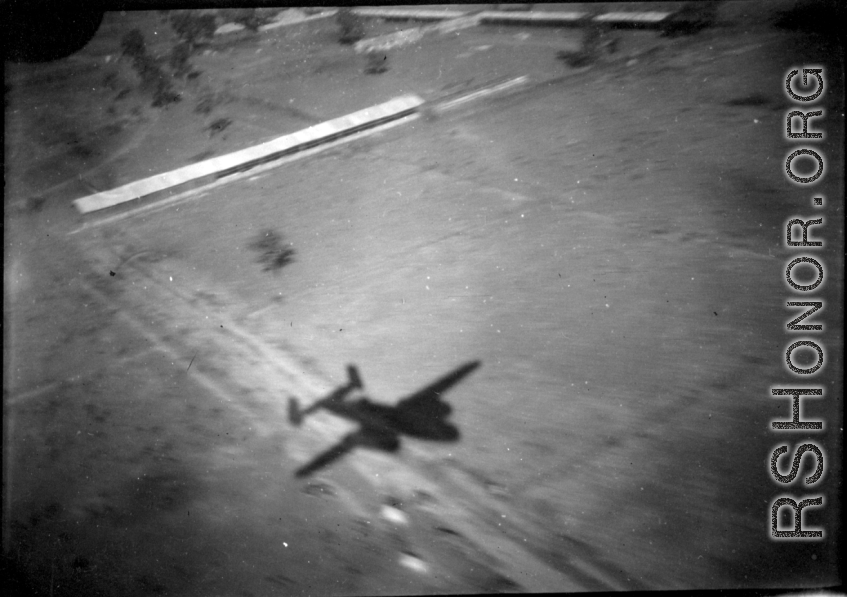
[4,3,843,595]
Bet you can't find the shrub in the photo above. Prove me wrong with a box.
[169,41,192,78]
[151,80,181,107]
[170,12,217,50]
[207,117,232,137]
[660,2,721,37]
[364,51,389,74]
[120,29,181,108]
[249,229,296,272]
[166,12,216,84]
[556,15,617,68]
[336,8,365,45]
[194,89,228,114]
[231,8,263,32]
[120,28,146,60]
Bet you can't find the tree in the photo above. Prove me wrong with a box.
[119,29,181,107]
[336,8,365,45]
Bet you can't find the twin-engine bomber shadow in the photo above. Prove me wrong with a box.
[289,361,481,477]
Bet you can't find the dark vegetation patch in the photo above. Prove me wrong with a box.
[168,11,218,80]
[336,8,365,45]
[249,229,296,272]
[659,1,721,37]
[229,8,268,32]
[26,196,47,213]
[117,13,223,109]
[120,29,181,108]
[364,52,389,75]
[168,41,195,79]
[207,117,232,137]
[169,11,217,50]
[557,18,618,68]
[194,90,229,115]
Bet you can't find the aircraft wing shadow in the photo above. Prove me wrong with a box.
[294,429,400,478]
[395,360,481,412]
[295,433,358,478]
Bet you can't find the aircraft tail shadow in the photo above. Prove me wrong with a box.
[292,364,363,424]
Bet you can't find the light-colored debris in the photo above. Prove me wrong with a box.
[215,22,246,35]
[398,552,429,573]
[380,504,409,526]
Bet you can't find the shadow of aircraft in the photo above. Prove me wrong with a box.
[289,361,481,477]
